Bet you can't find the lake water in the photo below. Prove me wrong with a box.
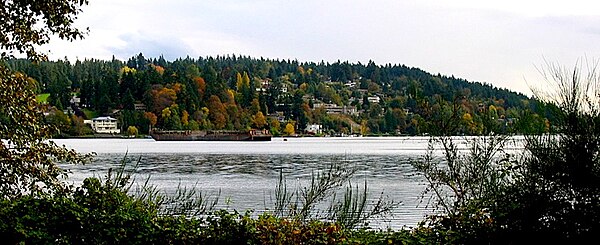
[53,136,521,229]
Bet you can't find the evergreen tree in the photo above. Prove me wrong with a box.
[123,89,136,110]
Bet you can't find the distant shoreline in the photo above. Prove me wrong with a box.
[54,134,139,139]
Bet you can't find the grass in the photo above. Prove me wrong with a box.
[36,93,50,103]
[82,109,98,120]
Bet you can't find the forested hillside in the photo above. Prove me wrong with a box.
[6,54,558,136]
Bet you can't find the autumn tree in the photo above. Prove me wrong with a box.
[149,85,177,115]
[235,72,244,92]
[253,111,267,129]
[194,77,206,101]
[239,71,253,107]
[461,112,479,135]
[250,98,261,115]
[144,112,158,131]
[69,115,91,136]
[181,110,190,127]
[161,105,182,130]
[193,107,211,129]
[269,118,281,136]
[360,120,369,135]
[283,122,296,136]
[127,126,138,137]
[207,95,228,129]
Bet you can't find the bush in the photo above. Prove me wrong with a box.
[489,60,600,243]
[0,176,355,244]
[255,214,346,245]
[0,177,162,244]
[411,60,600,244]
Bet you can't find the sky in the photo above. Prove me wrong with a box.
[45,0,600,95]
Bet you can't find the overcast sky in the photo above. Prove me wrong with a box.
[46,0,600,95]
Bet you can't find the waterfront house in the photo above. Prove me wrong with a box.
[305,124,323,135]
[90,116,120,134]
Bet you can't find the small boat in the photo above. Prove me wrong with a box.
[150,129,272,141]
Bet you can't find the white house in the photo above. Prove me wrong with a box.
[90,116,120,134]
[367,96,381,104]
[69,96,81,107]
[305,124,323,135]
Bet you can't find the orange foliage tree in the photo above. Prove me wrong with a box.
[149,85,177,115]
[207,95,228,129]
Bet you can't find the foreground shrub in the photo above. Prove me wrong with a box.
[0,177,162,244]
[0,177,356,244]
[255,214,346,244]
[411,60,600,244]
[345,227,451,245]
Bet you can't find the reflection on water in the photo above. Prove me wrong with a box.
[57,137,500,228]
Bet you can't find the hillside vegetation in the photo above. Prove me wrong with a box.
[7,54,557,136]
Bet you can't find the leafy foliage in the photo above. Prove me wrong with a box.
[0,65,91,199]
[0,0,88,60]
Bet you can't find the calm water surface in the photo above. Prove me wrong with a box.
[54,137,515,228]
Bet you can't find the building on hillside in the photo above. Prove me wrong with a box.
[70,96,81,107]
[269,111,286,123]
[134,103,147,111]
[367,96,381,104]
[257,78,271,92]
[89,116,120,134]
[313,103,359,116]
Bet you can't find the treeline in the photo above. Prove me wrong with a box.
[7,54,558,135]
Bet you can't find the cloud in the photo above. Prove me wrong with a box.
[424,0,600,17]
[42,0,600,95]
[108,32,194,61]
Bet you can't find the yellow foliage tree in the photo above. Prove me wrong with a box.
[488,104,499,119]
[269,118,281,132]
[242,72,251,87]
[127,126,138,137]
[253,111,267,129]
[181,110,189,126]
[235,72,243,92]
[299,83,308,91]
[225,89,236,104]
[360,120,369,135]
[462,112,478,134]
[161,107,171,119]
[120,66,136,75]
[284,122,296,136]
[251,98,260,114]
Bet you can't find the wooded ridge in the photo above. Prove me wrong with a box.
[6,54,558,136]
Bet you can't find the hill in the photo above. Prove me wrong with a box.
[6,54,558,136]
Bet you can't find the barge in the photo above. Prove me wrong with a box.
[150,129,272,141]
